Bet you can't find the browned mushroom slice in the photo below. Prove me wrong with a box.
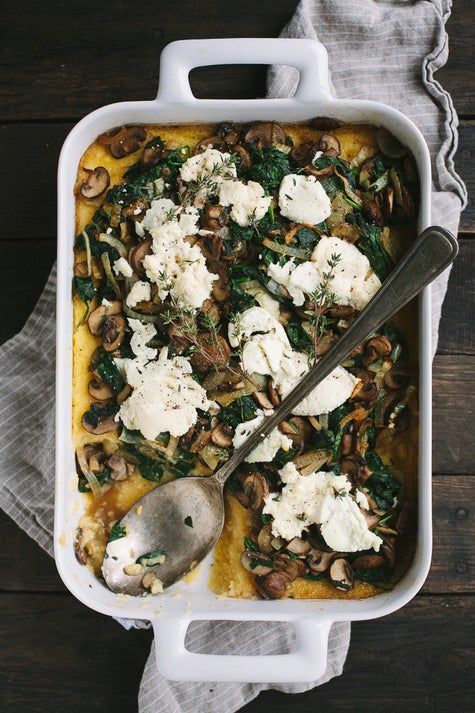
[340,454,373,484]
[329,558,354,591]
[363,510,381,530]
[384,365,412,391]
[216,122,240,145]
[80,167,110,199]
[101,314,127,352]
[307,548,334,573]
[87,301,122,335]
[210,423,233,448]
[381,536,396,568]
[362,195,384,227]
[244,122,287,149]
[234,472,269,510]
[273,553,306,582]
[314,332,336,356]
[253,391,274,411]
[107,453,135,481]
[194,135,223,153]
[109,126,147,159]
[117,383,132,405]
[240,550,274,576]
[318,133,341,156]
[201,204,228,232]
[232,144,252,172]
[141,142,164,168]
[74,257,103,282]
[254,571,289,599]
[267,380,281,407]
[352,554,386,570]
[286,537,312,556]
[73,527,87,565]
[199,298,221,325]
[351,379,379,406]
[189,332,231,373]
[81,408,119,435]
[290,142,319,166]
[362,335,392,365]
[88,375,115,401]
[97,126,127,146]
[257,523,275,555]
[122,198,149,220]
[129,238,153,275]
[189,427,212,454]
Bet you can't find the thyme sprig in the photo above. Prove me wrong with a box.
[306,252,341,362]
[179,154,238,207]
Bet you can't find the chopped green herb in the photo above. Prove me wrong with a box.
[184,516,193,528]
[243,537,260,552]
[136,549,167,567]
[109,522,127,542]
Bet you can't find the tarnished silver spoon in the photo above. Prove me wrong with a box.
[102,226,457,595]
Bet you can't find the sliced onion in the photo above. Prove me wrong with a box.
[100,253,121,298]
[262,238,311,260]
[339,407,371,431]
[334,169,362,208]
[123,304,159,323]
[99,233,127,258]
[76,445,102,497]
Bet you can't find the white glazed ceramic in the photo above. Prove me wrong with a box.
[55,38,432,683]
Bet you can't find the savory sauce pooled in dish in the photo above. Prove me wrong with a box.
[72,120,418,599]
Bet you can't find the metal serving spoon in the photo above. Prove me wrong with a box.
[102,226,457,595]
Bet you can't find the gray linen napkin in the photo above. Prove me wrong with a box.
[0,1,467,711]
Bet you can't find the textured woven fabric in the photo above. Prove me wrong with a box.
[0,1,466,711]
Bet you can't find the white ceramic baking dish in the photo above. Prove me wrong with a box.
[55,38,432,683]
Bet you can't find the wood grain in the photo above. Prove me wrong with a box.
[0,592,472,713]
[458,122,474,233]
[433,356,475,474]
[437,236,475,355]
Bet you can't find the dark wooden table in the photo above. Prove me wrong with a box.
[1,2,474,711]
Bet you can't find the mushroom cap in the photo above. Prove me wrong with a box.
[240,550,273,576]
[254,571,289,599]
[80,167,110,199]
[244,122,286,149]
[235,472,269,511]
[329,558,354,591]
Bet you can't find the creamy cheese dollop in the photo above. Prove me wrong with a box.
[278,174,332,225]
[140,197,218,311]
[113,257,133,278]
[126,280,151,308]
[117,347,211,440]
[232,409,292,463]
[179,147,237,202]
[268,236,381,310]
[263,462,382,552]
[218,179,272,227]
[229,306,358,417]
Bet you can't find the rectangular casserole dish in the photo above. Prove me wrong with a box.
[55,38,432,683]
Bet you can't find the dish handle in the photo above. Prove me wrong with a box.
[156,38,331,104]
[152,616,332,683]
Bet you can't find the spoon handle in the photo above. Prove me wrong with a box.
[213,226,458,485]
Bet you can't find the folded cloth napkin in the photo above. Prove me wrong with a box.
[0,1,467,711]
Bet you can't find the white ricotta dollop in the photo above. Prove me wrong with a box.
[126,280,151,308]
[278,174,331,225]
[118,347,211,440]
[179,147,237,202]
[229,306,358,417]
[219,179,272,227]
[267,235,381,311]
[232,410,292,463]
[141,198,218,311]
[127,318,157,362]
[113,257,133,278]
[263,462,382,552]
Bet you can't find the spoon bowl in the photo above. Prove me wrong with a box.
[102,226,458,595]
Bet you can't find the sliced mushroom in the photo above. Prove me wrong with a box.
[253,391,274,410]
[315,332,336,356]
[363,510,381,530]
[329,558,354,591]
[97,126,127,146]
[318,133,341,156]
[73,528,87,565]
[352,554,386,570]
[351,379,379,406]
[189,427,212,453]
[81,408,119,435]
[286,537,312,556]
[307,548,334,573]
[290,142,319,166]
[199,298,221,325]
[362,196,384,226]
[328,304,357,319]
[107,453,135,481]
[254,571,289,600]
[88,375,115,401]
[384,365,412,391]
[128,238,153,275]
[80,167,110,199]
[240,550,274,576]
[201,203,228,232]
[216,122,240,145]
[109,126,147,159]
[267,380,281,407]
[232,144,252,172]
[122,198,149,220]
[87,301,122,335]
[211,423,233,448]
[189,333,231,373]
[74,257,103,282]
[244,122,286,148]
[310,117,342,131]
[362,335,392,365]
[257,523,275,555]
[273,553,306,582]
[381,536,396,568]
[340,454,373,484]
[235,472,269,510]
[141,142,164,168]
[101,314,127,352]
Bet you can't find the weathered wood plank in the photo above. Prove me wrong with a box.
[438,4,475,117]
[437,236,475,354]
[1,474,473,594]
[433,355,475,474]
[457,122,474,233]
[0,0,298,120]
[0,592,472,712]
